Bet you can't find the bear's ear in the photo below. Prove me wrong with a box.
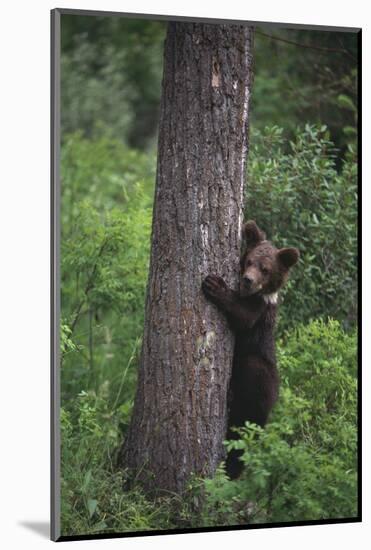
[243,220,266,249]
[277,247,300,270]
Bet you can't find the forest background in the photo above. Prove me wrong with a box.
[59,15,358,536]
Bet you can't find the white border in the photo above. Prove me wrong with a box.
[0,1,368,548]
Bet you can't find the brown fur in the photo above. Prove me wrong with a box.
[202,221,299,478]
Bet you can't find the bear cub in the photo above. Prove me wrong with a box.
[202,220,299,478]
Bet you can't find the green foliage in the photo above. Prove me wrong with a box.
[60,319,357,534]
[61,383,206,535]
[60,323,81,356]
[61,133,153,404]
[200,319,358,525]
[61,37,133,144]
[61,131,156,221]
[247,124,358,332]
[59,133,155,536]
[61,15,166,148]
[252,29,358,159]
[60,388,176,535]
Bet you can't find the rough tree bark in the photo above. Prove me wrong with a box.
[119,22,253,494]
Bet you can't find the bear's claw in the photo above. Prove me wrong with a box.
[202,275,227,298]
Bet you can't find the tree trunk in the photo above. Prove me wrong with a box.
[120,22,253,494]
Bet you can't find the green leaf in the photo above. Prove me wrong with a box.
[92,520,107,531]
[82,470,92,493]
[87,498,98,519]
[337,94,356,112]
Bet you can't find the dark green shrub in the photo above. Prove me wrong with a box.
[60,133,154,405]
[201,319,358,526]
[60,389,178,536]
[247,125,357,332]
[61,18,166,147]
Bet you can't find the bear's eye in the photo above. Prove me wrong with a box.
[261,266,269,275]
[245,259,252,267]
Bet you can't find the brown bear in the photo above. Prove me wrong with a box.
[202,220,299,478]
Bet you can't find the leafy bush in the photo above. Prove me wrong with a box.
[61,133,154,405]
[61,40,133,144]
[60,389,178,536]
[61,17,166,147]
[247,125,358,332]
[61,131,156,226]
[201,319,358,526]
[61,385,202,536]
[251,29,358,158]
[61,319,357,534]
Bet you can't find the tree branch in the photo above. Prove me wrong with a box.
[255,30,357,62]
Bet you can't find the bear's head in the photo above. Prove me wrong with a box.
[240,220,299,301]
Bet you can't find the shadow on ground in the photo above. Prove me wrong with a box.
[18,521,49,539]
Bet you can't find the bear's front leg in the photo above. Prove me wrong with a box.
[202,275,232,306]
[202,275,265,330]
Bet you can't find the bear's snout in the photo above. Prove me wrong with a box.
[242,275,253,288]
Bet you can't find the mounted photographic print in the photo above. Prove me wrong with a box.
[51,8,361,542]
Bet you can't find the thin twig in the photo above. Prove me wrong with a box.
[255,30,357,62]
[88,307,94,389]
[112,337,141,410]
[70,237,109,334]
